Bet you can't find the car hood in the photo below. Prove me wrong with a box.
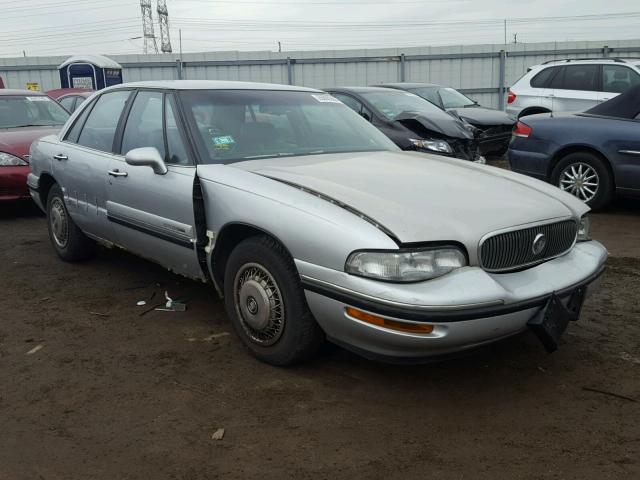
[393,110,476,140]
[448,106,516,127]
[0,126,61,158]
[227,150,585,244]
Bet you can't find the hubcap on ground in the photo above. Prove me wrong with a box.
[50,198,69,248]
[559,162,599,202]
[233,263,284,346]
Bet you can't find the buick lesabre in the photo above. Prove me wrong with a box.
[28,81,607,365]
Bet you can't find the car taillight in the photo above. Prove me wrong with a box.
[513,121,532,138]
[507,89,516,104]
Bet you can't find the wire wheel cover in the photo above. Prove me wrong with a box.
[234,263,285,346]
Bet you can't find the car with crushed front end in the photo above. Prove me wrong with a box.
[1,89,69,202]
[326,86,485,162]
[28,80,607,366]
[378,82,516,156]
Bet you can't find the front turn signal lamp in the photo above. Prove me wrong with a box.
[577,215,591,242]
[345,307,434,334]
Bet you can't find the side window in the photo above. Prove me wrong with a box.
[332,93,363,114]
[77,91,130,152]
[557,65,599,91]
[65,98,96,143]
[121,91,165,159]
[530,66,559,88]
[165,95,190,165]
[603,65,640,93]
[59,96,75,112]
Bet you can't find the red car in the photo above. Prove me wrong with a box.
[0,89,69,202]
[46,88,93,113]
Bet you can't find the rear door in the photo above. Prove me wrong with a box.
[550,64,600,112]
[527,65,561,112]
[52,89,132,241]
[105,90,204,280]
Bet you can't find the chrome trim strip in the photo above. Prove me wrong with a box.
[477,216,578,273]
[300,274,504,311]
[618,150,640,156]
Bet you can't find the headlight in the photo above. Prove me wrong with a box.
[0,152,28,166]
[577,215,591,241]
[345,247,467,282]
[409,138,453,154]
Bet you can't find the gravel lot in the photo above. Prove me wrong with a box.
[1,183,639,479]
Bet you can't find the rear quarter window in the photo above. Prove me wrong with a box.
[530,66,559,88]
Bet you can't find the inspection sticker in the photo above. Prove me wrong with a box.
[311,93,341,103]
[212,135,236,149]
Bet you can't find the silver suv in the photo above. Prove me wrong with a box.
[506,58,640,118]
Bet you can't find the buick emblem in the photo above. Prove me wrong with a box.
[532,233,546,255]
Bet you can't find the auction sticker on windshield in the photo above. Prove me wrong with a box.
[212,135,236,149]
[311,93,341,103]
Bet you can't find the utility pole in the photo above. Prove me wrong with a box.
[157,0,172,53]
[140,0,158,54]
[503,19,507,45]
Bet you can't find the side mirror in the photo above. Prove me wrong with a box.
[125,147,168,175]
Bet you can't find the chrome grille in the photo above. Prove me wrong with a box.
[480,219,578,272]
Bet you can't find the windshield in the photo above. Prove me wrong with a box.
[0,95,69,128]
[359,90,450,120]
[437,88,476,108]
[179,90,398,164]
[407,87,442,107]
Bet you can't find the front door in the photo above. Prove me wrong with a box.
[105,90,204,280]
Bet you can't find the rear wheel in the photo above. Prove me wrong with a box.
[223,235,324,365]
[46,184,95,261]
[550,152,613,210]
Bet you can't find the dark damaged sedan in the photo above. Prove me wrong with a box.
[380,83,516,156]
[327,87,483,162]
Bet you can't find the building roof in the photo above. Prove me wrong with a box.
[58,54,122,69]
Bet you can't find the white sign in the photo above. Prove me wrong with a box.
[72,77,93,89]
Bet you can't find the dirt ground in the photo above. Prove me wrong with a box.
[1,190,639,479]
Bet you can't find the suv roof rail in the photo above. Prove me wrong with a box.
[540,57,633,65]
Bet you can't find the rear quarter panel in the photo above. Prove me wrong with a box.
[512,115,639,189]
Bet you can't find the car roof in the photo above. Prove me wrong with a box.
[327,86,408,93]
[377,83,442,89]
[103,80,322,92]
[536,57,640,67]
[0,89,45,96]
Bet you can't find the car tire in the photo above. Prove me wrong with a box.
[46,183,95,261]
[550,152,613,210]
[223,235,324,366]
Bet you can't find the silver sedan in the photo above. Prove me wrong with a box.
[27,81,607,365]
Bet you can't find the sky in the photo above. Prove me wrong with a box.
[1,0,639,58]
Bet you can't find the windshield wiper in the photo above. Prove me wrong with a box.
[9,124,53,128]
[242,152,297,160]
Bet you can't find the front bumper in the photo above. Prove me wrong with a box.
[0,166,30,201]
[298,241,607,361]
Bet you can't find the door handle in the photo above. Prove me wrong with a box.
[108,169,128,177]
[53,154,68,161]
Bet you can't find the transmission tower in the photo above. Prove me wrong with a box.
[140,0,158,54]
[157,0,173,53]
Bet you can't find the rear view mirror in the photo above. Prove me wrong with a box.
[125,147,168,175]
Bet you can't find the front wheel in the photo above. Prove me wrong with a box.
[223,235,324,365]
[550,152,613,210]
[46,184,95,261]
